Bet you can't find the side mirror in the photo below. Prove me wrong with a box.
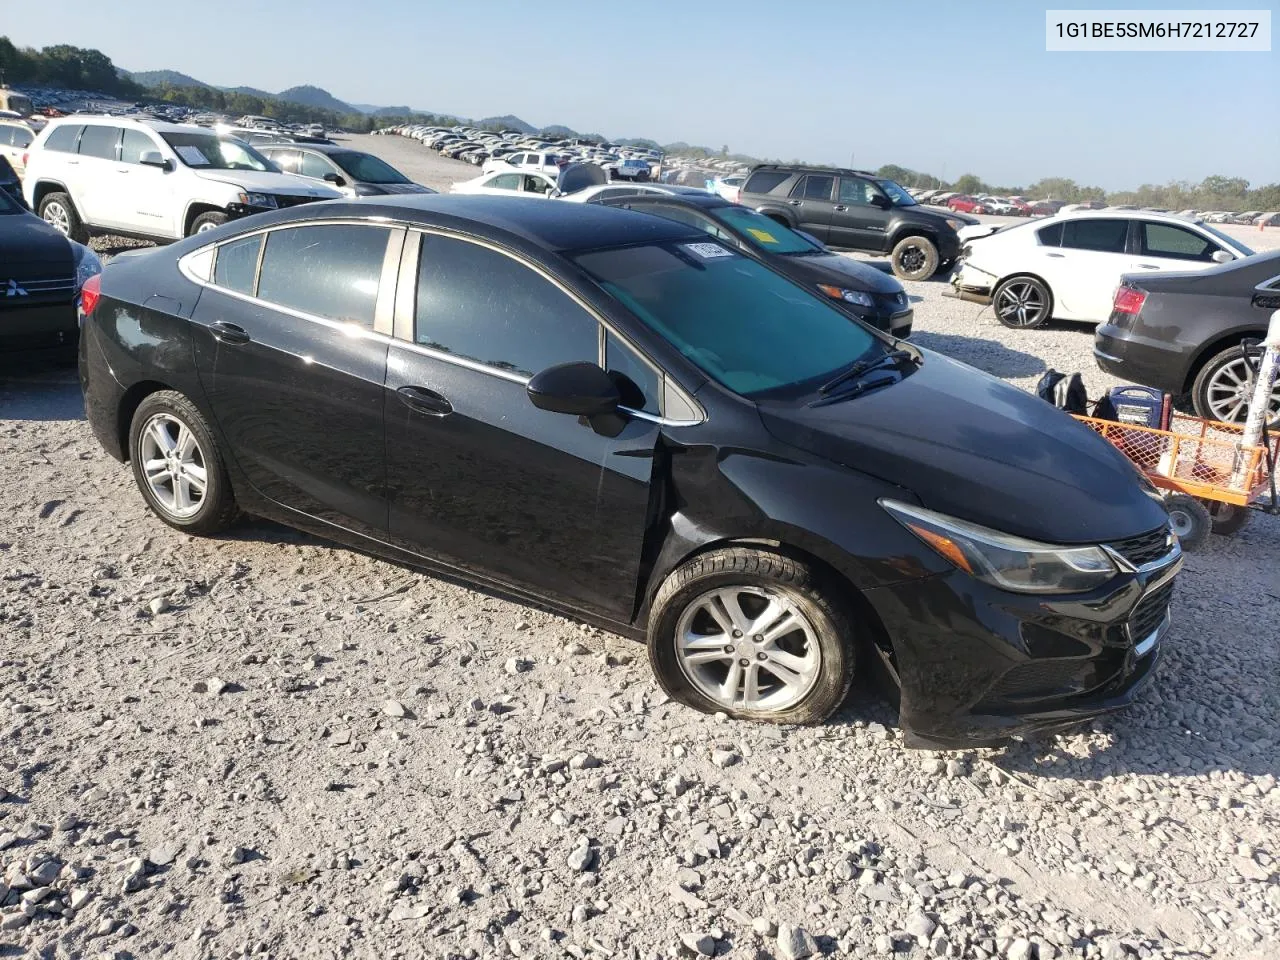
[323,172,347,187]
[139,151,170,171]
[527,362,620,416]
[1211,250,1235,264]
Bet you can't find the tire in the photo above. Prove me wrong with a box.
[889,235,939,282]
[1163,493,1211,551]
[38,192,89,244]
[992,275,1053,329]
[128,391,239,535]
[1207,500,1251,536]
[1191,344,1280,425]
[190,211,229,236]
[647,547,857,724]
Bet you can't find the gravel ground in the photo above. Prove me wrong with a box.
[3,136,1279,960]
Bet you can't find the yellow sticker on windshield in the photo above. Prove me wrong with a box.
[746,227,778,244]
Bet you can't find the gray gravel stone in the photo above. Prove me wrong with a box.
[776,923,817,960]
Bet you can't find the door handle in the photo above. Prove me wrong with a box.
[788,199,802,206]
[834,204,848,212]
[1135,263,1161,269]
[397,385,453,416]
[1046,253,1066,258]
[209,321,251,345]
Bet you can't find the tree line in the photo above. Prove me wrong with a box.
[3,38,1275,213]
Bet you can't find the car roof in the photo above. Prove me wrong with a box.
[1054,208,1205,226]
[258,142,356,156]
[608,192,733,211]
[256,195,706,252]
[40,115,204,134]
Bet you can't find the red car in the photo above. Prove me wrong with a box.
[1006,198,1032,216]
[947,195,988,214]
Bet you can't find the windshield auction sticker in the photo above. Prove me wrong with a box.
[1046,9,1271,50]
[682,242,734,259]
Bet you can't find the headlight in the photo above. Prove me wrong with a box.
[880,499,1117,594]
[237,192,278,208]
[944,218,966,231]
[72,243,102,291]
[817,284,875,308]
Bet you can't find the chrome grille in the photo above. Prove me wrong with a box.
[1128,580,1174,645]
[1,276,76,303]
[1107,526,1174,568]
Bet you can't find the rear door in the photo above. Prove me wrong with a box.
[382,230,663,622]
[829,176,891,251]
[1042,218,1132,321]
[784,174,837,241]
[71,124,122,228]
[189,221,402,538]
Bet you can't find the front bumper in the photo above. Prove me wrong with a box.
[943,260,996,305]
[0,301,78,351]
[863,541,1182,748]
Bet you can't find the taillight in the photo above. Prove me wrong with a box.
[22,152,28,167]
[79,273,102,318]
[1113,285,1146,315]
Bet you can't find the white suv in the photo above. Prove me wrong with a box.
[22,117,341,243]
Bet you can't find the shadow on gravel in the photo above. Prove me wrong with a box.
[912,331,1047,379]
[0,352,84,421]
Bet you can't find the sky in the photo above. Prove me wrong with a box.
[4,0,1277,190]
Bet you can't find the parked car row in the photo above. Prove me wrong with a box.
[68,193,1182,748]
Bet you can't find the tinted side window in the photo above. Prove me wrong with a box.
[838,178,876,206]
[1141,222,1216,261]
[489,173,520,190]
[743,170,790,195]
[414,235,598,378]
[1037,222,1064,246]
[213,234,263,296]
[606,329,660,415]
[791,175,834,201]
[1061,219,1128,254]
[43,124,82,153]
[257,225,391,327]
[120,129,157,164]
[77,125,120,161]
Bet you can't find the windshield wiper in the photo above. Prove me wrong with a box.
[808,371,900,407]
[817,349,917,396]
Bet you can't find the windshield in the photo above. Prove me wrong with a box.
[875,179,917,207]
[575,242,878,398]
[712,206,821,255]
[6,94,34,115]
[161,133,275,171]
[1200,222,1255,256]
[330,151,410,184]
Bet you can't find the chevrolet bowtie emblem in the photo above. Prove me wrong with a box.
[5,279,28,298]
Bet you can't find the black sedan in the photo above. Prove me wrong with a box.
[1,181,101,352]
[596,192,912,337]
[257,143,436,198]
[1095,250,1280,423]
[79,196,1180,748]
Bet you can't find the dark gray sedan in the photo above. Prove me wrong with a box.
[1094,250,1280,423]
[258,143,435,198]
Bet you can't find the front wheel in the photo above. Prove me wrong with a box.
[647,547,857,724]
[190,211,229,236]
[992,276,1053,329]
[889,236,939,282]
[129,391,239,535]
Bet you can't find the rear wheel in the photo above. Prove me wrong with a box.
[890,236,939,282]
[993,276,1053,329]
[647,547,857,724]
[39,192,89,244]
[128,391,239,535]
[1191,345,1280,425]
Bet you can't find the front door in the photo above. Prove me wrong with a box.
[784,174,837,242]
[189,222,401,538]
[829,176,892,252]
[383,231,661,622]
[1129,219,1227,274]
[110,128,175,237]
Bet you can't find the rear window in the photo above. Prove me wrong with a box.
[1037,222,1064,246]
[743,170,790,195]
[790,175,835,202]
[43,124,82,153]
[1061,219,1128,254]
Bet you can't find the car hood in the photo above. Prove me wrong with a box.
[0,211,74,269]
[191,169,342,197]
[779,252,906,295]
[757,351,1169,544]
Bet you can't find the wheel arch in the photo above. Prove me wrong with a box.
[887,225,940,250]
[116,380,175,462]
[183,201,228,237]
[753,205,797,228]
[1181,327,1268,395]
[30,179,75,213]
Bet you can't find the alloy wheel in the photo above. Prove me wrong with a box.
[138,413,209,520]
[994,280,1048,327]
[674,586,821,713]
[196,221,219,234]
[43,201,70,236]
[899,246,926,274]
[1203,357,1280,424]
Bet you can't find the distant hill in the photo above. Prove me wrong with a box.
[276,84,356,114]
[126,69,209,89]
[479,115,536,134]
[223,85,274,99]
